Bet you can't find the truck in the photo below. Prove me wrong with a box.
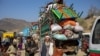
[39,2,82,38]
[3,32,15,38]
[89,16,100,56]
[38,0,83,55]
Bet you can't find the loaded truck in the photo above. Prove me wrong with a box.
[38,0,83,55]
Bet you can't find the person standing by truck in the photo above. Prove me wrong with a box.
[40,35,53,56]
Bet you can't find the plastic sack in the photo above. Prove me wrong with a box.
[53,34,67,40]
[63,24,74,30]
[74,25,84,32]
[51,23,62,31]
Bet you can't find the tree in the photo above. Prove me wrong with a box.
[86,6,100,19]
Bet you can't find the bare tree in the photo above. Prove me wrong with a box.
[86,6,100,19]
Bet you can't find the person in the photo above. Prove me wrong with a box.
[1,42,9,56]
[54,0,63,4]
[25,36,36,56]
[32,33,40,56]
[17,37,25,56]
[81,39,89,54]
[0,37,1,56]
[13,37,18,46]
[6,40,17,56]
[32,33,39,45]
[76,49,87,56]
[52,39,63,56]
[40,35,53,56]
[0,37,1,46]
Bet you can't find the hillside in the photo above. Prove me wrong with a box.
[0,16,97,33]
[84,16,96,32]
[76,16,96,33]
[0,18,32,32]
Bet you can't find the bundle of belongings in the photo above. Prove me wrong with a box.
[50,19,84,40]
[50,19,83,55]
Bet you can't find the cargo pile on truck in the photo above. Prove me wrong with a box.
[38,0,84,55]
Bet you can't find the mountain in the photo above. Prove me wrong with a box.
[84,16,96,32]
[76,16,97,33]
[0,16,96,33]
[0,18,32,32]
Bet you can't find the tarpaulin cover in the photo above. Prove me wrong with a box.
[22,27,30,37]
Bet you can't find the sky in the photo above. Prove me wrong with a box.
[0,0,100,22]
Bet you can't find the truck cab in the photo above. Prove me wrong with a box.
[89,16,100,56]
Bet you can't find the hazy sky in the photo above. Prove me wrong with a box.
[0,0,100,22]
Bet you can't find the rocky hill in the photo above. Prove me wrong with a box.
[76,16,97,33]
[84,16,96,32]
[0,18,32,32]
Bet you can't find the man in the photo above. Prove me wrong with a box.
[25,36,36,56]
[40,35,52,56]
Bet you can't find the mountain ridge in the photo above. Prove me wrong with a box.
[0,18,32,32]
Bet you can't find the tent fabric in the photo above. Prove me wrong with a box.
[22,27,30,37]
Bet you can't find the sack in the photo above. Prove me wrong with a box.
[53,34,67,40]
[51,24,62,31]
[74,25,83,32]
[63,24,74,30]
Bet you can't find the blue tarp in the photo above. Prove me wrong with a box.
[22,27,30,37]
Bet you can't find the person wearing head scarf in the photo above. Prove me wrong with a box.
[17,37,25,56]
[39,35,53,56]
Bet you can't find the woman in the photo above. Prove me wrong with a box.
[17,37,25,56]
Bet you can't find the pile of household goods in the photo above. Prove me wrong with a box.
[51,19,83,40]
[50,19,83,55]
